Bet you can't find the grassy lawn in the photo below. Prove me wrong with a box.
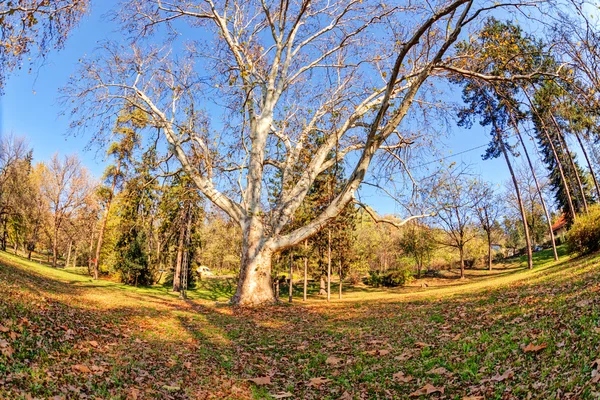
[1,248,600,399]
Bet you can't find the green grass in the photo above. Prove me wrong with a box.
[1,247,600,399]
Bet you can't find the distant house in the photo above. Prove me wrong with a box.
[552,215,568,241]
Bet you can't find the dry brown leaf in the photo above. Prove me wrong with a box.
[326,356,343,365]
[338,391,353,400]
[394,352,413,362]
[0,325,9,333]
[415,342,432,348]
[452,334,461,341]
[71,364,92,374]
[307,377,331,387]
[409,383,444,397]
[462,396,484,400]
[576,299,592,308]
[89,340,99,348]
[428,367,452,376]
[490,369,514,382]
[364,349,390,356]
[392,371,413,383]
[248,376,271,385]
[271,392,293,399]
[127,388,140,400]
[0,345,14,357]
[183,361,192,369]
[591,369,600,384]
[591,360,600,384]
[522,343,547,353]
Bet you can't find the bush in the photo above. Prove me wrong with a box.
[364,269,413,288]
[381,269,413,287]
[566,205,600,255]
[364,271,382,287]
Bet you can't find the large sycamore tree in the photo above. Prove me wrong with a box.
[65,0,546,305]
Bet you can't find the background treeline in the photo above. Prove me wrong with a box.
[3,120,597,290]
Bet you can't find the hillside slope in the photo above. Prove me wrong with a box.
[1,250,600,399]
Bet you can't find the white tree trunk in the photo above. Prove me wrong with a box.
[231,222,275,306]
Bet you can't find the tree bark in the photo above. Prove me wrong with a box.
[72,246,77,268]
[327,229,331,302]
[524,89,577,221]
[173,208,187,293]
[303,240,308,302]
[500,137,533,269]
[52,223,59,267]
[487,231,493,271]
[288,252,293,303]
[574,130,600,201]
[459,246,465,279]
[87,232,94,276]
[512,121,558,261]
[338,258,342,300]
[66,239,72,268]
[230,218,275,306]
[550,114,588,213]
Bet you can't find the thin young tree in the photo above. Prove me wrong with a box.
[471,181,502,270]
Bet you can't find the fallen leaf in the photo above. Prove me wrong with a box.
[428,367,452,376]
[591,360,600,383]
[490,369,514,382]
[394,352,413,362]
[522,343,547,353]
[326,356,343,365]
[271,392,293,399]
[248,376,271,385]
[0,344,14,357]
[409,383,444,397]
[393,371,413,383]
[364,349,390,356]
[415,342,432,348]
[338,391,352,400]
[307,377,331,387]
[462,397,484,400]
[577,299,592,307]
[71,364,92,374]
[592,369,600,384]
[89,340,99,348]
[127,388,140,400]
[0,325,9,333]
[183,361,192,369]
[161,385,181,392]
[452,334,461,341]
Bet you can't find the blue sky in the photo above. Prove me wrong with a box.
[0,1,538,216]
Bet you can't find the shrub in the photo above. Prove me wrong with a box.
[364,269,413,287]
[566,205,600,255]
[381,269,413,287]
[364,271,382,287]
